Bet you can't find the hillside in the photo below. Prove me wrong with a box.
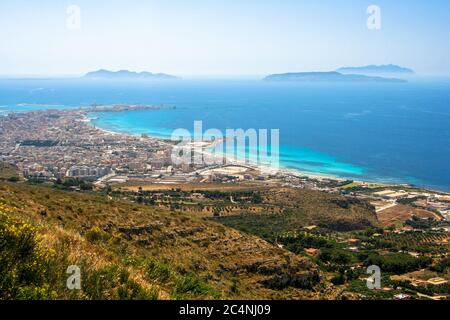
[2,176,449,300]
[0,182,336,300]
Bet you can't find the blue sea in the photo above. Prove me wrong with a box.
[1,78,449,191]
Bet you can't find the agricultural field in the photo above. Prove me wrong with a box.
[366,232,450,254]
[377,204,442,227]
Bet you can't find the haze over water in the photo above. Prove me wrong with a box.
[1,78,449,191]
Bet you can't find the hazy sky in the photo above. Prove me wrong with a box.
[1,0,449,76]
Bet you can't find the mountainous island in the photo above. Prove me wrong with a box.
[336,64,415,75]
[83,69,179,80]
[263,71,406,83]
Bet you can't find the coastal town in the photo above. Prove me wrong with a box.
[0,106,177,184]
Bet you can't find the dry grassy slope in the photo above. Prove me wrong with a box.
[0,182,337,300]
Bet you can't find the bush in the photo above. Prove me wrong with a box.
[82,264,156,300]
[0,203,157,300]
[318,248,352,265]
[0,204,58,299]
[172,273,211,299]
[146,259,173,282]
[85,226,110,242]
[55,178,93,191]
[430,256,450,273]
[331,273,346,285]
[251,193,263,204]
[16,284,58,300]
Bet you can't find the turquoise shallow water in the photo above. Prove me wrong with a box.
[1,78,450,190]
[89,109,364,177]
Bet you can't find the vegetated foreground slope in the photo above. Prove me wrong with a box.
[0,182,338,300]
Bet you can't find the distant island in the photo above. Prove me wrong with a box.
[263,71,406,83]
[83,69,179,80]
[336,64,415,75]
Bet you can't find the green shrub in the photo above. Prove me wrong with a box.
[146,259,173,282]
[0,205,58,299]
[85,226,110,243]
[172,273,211,299]
[82,264,156,300]
[318,248,352,265]
[16,284,57,300]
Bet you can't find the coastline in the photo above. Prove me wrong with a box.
[84,111,448,193]
[86,112,349,181]
[1,104,448,194]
